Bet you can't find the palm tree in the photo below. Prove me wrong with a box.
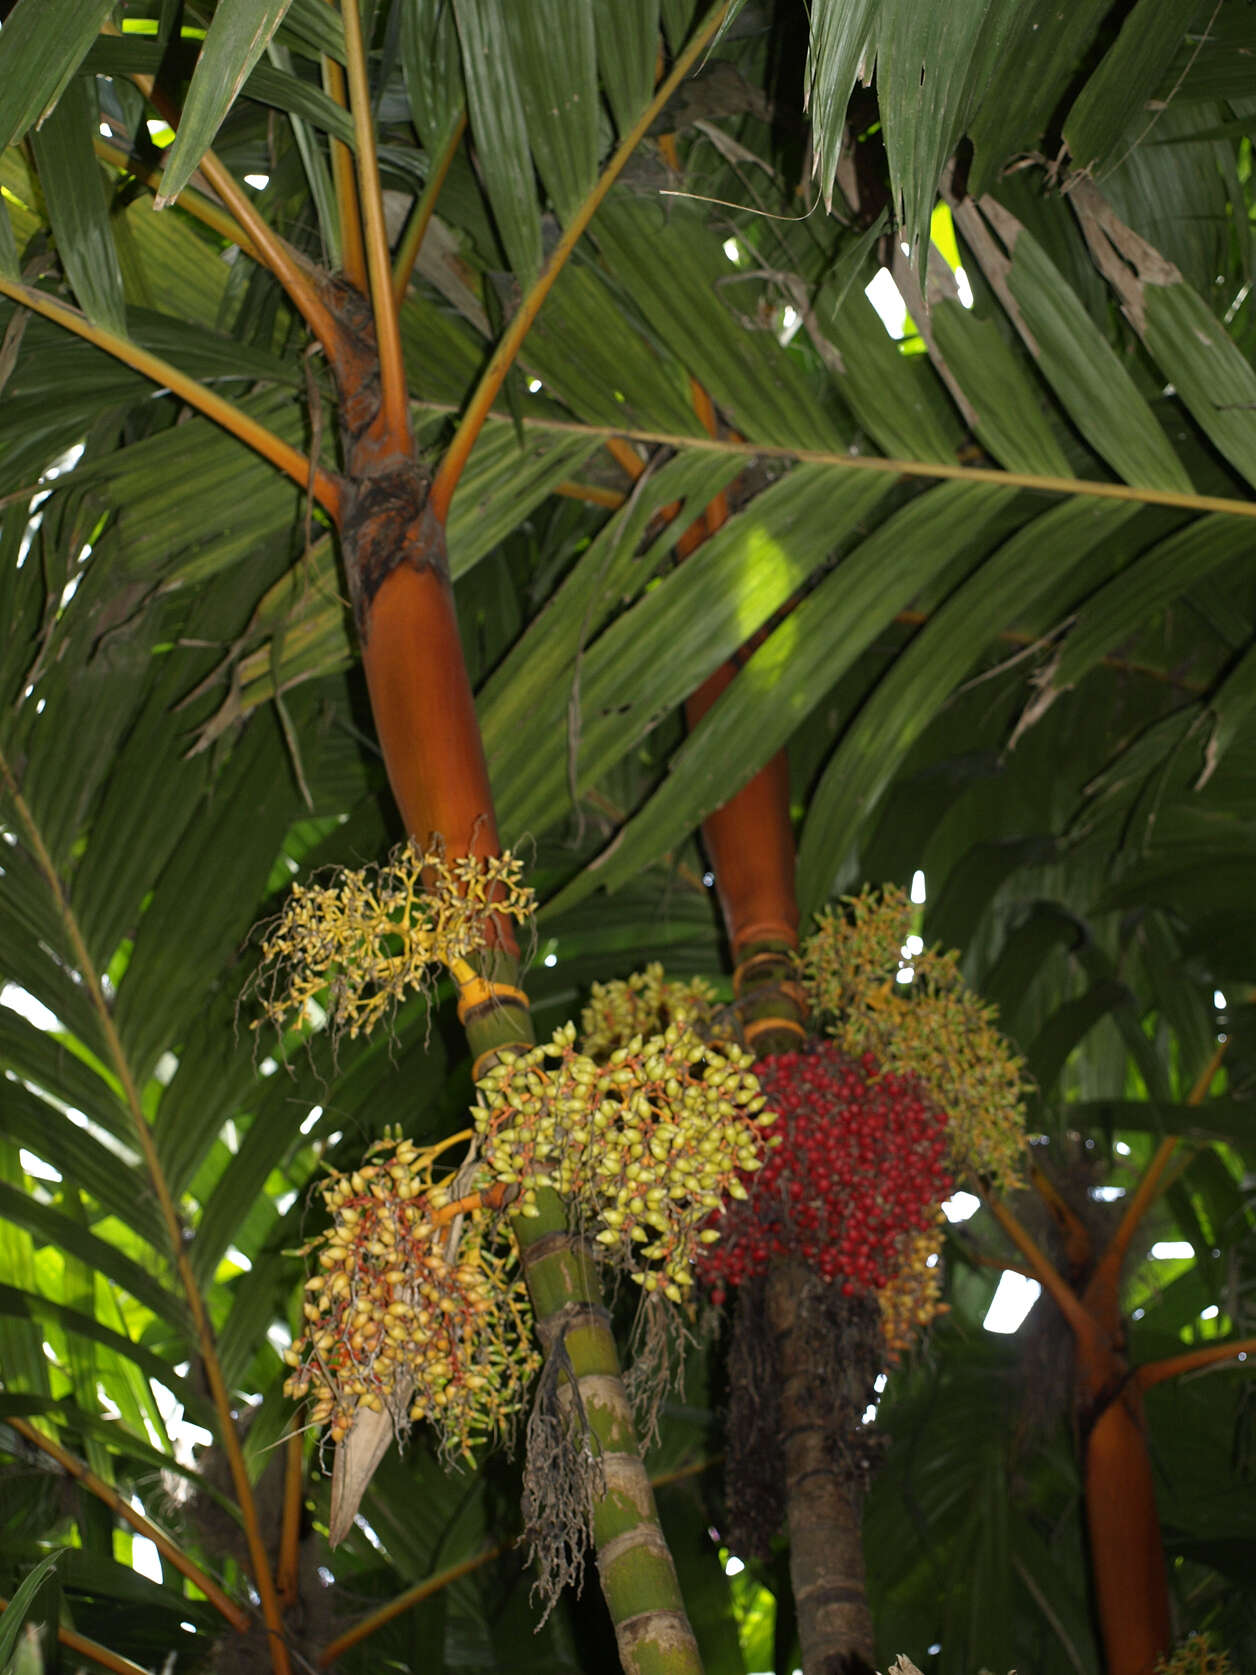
[1,1,1255,1671]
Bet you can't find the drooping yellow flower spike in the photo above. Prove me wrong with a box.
[254,842,535,1041]
[803,885,1027,1187]
[284,1131,538,1461]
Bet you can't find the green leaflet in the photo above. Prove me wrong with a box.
[1003,227,1194,492]
[29,78,127,336]
[493,466,895,845]
[156,0,296,207]
[795,498,1138,918]
[505,0,599,226]
[805,0,877,209]
[451,0,543,285]
[1063,0,1197,173]
[553,478,1004,914]
[930,301,1072,477]
[0,1553,63,1666]
[0,0,115,151]
[1049,514,1253,692]
[594,0,660,138]
[1141,281,1256,492]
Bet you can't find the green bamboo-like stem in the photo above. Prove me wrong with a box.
[0,276,341,517]
[318,1458,718,1664]
[0,749,293,1675]
[392,111,467,306]
[427,2,730,522]
[8,1416,250,1631]
[512,1210,703,1675]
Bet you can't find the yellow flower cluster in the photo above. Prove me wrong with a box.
[580,963,722,1058]
[878,1220,947,1361]
[803,886,1026,1186]
[1155,1639,1234,1675]
[475,1020,774,1299]
[283,1135,538,1459]
[254,843,534,1040]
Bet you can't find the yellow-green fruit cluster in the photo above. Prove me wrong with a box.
[255,843,535,1040]
[878,1221,947,1361]
[1155,1638,1234,1675]
[475,1021,775,1299]
[283,1138,538,1458]
[581,963,722,1059]
[803,886,1026,1186]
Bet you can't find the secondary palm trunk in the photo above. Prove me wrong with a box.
[689,661,876,1675]
[765,1264,876,1675]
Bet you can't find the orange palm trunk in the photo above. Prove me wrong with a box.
[685,665,798,962]
[1076,1253,1172,1672]
[1081,1362,1173,1674]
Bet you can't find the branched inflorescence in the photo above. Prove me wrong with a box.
[254,843,535,1042]
[474,1020,774,1299]
[1155,1638,1235,1675]
[698,1045,952,1318]
[689,886,1027,1359]
[876,1220,947,1361]
[283,1135,538,1460]
[580,963,721,1058]
[803,885,1027,1187]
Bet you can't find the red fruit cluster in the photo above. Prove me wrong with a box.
[698,1042,953,1305]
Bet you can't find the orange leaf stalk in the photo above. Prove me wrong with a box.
[8,1416,250,1632]
[0,1596,151,1675]
[277,1429,304,1608]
